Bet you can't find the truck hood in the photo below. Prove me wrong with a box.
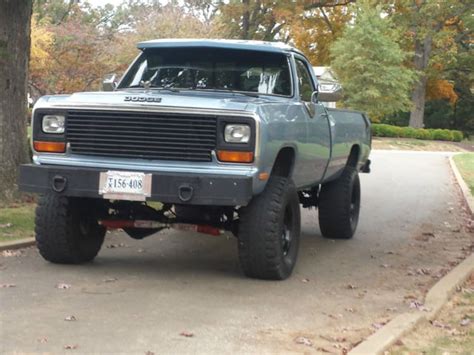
[34,90,279,114]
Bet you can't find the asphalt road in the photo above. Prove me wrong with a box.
[1,150,472,354]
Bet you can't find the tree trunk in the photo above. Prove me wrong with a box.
[409,35,432,128]
[0,0,33,202]
[241,0,250,39]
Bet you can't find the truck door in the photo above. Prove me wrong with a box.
[294,57,331,184]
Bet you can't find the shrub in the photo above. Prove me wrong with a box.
[371,124,463,142]
[372,124,402,137]
[402,127,418,139]
[452,130,463,142]
[431,129,454,141]
[414,129,433,140]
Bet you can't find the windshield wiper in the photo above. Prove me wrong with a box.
[123,85,180,93]
[196,88,259,98]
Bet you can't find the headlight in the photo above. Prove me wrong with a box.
[224,124,250,143]
[42,115,65,134]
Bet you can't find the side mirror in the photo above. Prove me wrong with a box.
[311,90,319,103]
[102,73,118,91]
[317,82,343,102]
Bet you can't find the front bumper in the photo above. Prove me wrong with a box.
[19,164,254,206]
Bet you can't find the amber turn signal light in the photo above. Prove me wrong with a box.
[33,141,66,153]
[217,150,254,163]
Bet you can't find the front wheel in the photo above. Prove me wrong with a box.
[35,194,106,264]
[238,176,301,280]
[318,166,361,239]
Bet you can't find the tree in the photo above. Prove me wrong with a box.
[330,2,415,120]
[213,0,355,43]
[29,15,54,98]
[0,0,33,201]
[291,5,352,65]
[390,0,472,128]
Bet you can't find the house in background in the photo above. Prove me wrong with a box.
[313,66,342,108]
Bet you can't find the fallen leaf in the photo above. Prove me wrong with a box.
[301,278,310,283]
[345,307,355,313]
[64,315,77,321]
[56,283,72,289]
[320,334,346,342]
[106,243,127,249]
[103,277,117,283]
[386,307,398,312]
[179,331,194,338]
[372,322,385,330]
[394,339,404,346]
[416,232,435,242]
[294,336,312,347]
[430,320,450,329]
[37,337,48,343]
[460,318,471,327]
[409,300,430,312]
[1,250,23,257]
[0,223,13,228]
[64,344,78,350]
[416,268,431,275]
[0,283,16,288]
[380,264,390,268]
[316,347,331,353]
[346,284,357,289]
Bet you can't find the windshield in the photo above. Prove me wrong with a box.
[118,47,292,96]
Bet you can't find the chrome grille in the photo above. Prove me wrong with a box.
[66,110,217,162]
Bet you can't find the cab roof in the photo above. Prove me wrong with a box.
[137,39,305,56]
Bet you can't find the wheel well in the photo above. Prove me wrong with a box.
[271,147,295,178]
[346,145,360,168]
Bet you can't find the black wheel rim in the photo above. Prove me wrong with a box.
[349,179,360,230]
[281,206,293,256]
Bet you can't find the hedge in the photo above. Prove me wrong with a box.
[372,124,463,142]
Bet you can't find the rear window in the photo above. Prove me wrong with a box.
[119,47,292,96]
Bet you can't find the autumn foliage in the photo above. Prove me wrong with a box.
[28,0,473,133]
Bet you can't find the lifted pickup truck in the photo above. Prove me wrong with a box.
[20,39,371,280]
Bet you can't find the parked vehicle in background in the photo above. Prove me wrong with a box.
[19,39,371,280]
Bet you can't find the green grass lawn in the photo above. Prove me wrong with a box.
[0,203,36,242]
[453,153,474,194]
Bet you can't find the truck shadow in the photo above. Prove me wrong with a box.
[73,219,363,281]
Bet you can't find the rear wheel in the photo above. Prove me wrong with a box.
[238,176,301,280]
[35,194,105,264]
[318,166,361,239]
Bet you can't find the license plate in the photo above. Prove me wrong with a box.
[99,171,152,201]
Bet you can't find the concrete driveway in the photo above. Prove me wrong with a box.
[1,150,472,354]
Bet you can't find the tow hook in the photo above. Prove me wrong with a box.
[52,175,67,192]
[178,184,194,202]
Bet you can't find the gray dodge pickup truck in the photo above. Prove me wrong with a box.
[19,39,371,280]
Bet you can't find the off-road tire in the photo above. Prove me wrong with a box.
[318,166,360,239]
[35,194,106,264]
[238,176,301,280]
